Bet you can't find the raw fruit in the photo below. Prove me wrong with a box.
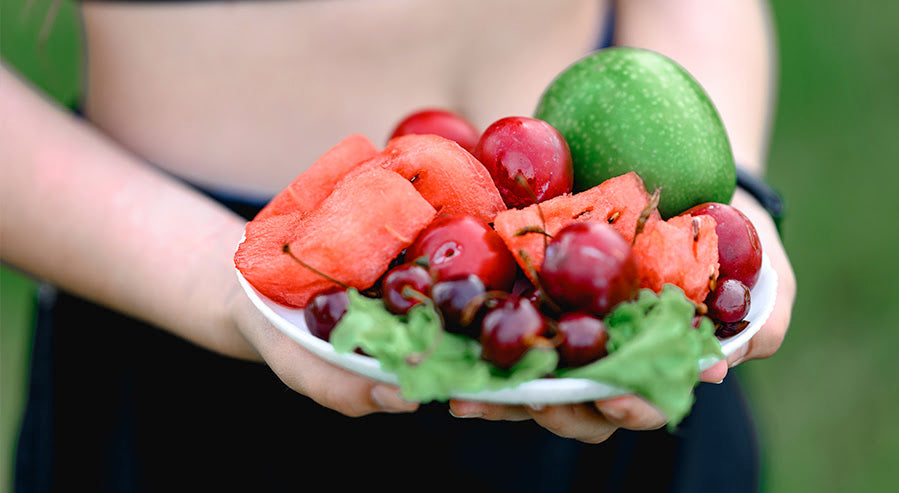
[473,116,574,208]
[404,214,518,292]
[556,312,609,368]
[382,262,433,315]
[480,296,549,369]
[355,134,506,223]
[632,213,719,305]
[540,221,639,317]
[430,274,488,337]
[534,47,736,218]
[389,108,481,154]
[235,167,436,307]
[705,278,751,324]
[255,134,378,220]
[685,202,762,288]
[493,171,659,283]
[304,290,349,341]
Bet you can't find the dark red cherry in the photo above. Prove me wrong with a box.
[381,262,433,315]
[705,277,751,323]
[304,289,349,341]
[480,297,549,369]
[540,221,639,317]
[405,214,518,292]
[556,312,609,368]
[389,108,480,153]
[685,202,763,288]
[474,116,573,208]
[431,274,488,337]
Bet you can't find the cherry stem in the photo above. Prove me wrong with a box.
[513,172,551,253]
[633,187,662,244]
[516,249,563,316]
[282,244,349,289]
[459,290,507,327]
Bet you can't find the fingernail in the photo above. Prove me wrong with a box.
[598,406,626,421]
[371,385,413,412]
[449,409,483,419]
[527,403,545,412]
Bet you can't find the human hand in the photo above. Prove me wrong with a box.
[227,289,420,417]
[448,395,668,444]
[702,188,797,384]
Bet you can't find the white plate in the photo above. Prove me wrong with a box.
[236,253,777,405]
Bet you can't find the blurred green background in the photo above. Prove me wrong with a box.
[2,0,898,491]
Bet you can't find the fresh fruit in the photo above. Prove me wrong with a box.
[493,171,659,282]
[234,167,436,307]
[705,278,751,324]
[304,289,350,341]
[404,214,518,292]
[382,262,434,315]
[534,47,736,217]
[354,134,506,223]
[540,221,639,317]
[480,296,549,369]
[389,108,481,154]
[430,274,488,337]
[256,134,379,220]
[473,116,573,208]
[632,213,719,305]
[556,312,609,368]
[685,202,762,288]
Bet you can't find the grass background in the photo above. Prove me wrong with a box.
[2,0,898,491]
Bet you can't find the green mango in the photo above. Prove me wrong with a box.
[534,47,735,218]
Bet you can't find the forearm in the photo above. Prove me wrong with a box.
[0,65,257,360]
[613,0,778,175]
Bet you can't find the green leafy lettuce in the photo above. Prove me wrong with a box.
[329,285,722,426]
[561,285,724,425]
[330,290,557,402]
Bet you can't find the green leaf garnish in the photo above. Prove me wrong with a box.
[560,285,724,426]
[329,285,722,427]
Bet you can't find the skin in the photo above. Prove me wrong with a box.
[0,0,795,443]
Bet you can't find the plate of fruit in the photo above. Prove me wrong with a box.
[233,48,778,423]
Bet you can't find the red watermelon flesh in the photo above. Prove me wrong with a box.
[354,134,506,223]
[632,213,719,305]
[255,134,379,220]
[235,167,437,308]
[493,172,659,281]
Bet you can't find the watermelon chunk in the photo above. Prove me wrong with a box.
[355,134,506,223]
[632,214,719,304]
[255,134,379,220]
[493,172,659,281]
[235,167,437,308]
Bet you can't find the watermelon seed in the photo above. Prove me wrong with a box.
[572,207,594,220]
[606,210,620,223]
[281,243,349,289]
[514,225,552,238]
[692,217,700,242]
[696,301,709,315]
[383,223,412,244]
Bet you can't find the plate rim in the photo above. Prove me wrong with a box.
[236,251,777,405]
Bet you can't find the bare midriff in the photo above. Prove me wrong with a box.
[80,0,606,199]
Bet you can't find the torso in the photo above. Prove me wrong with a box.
[80,0,607,199]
